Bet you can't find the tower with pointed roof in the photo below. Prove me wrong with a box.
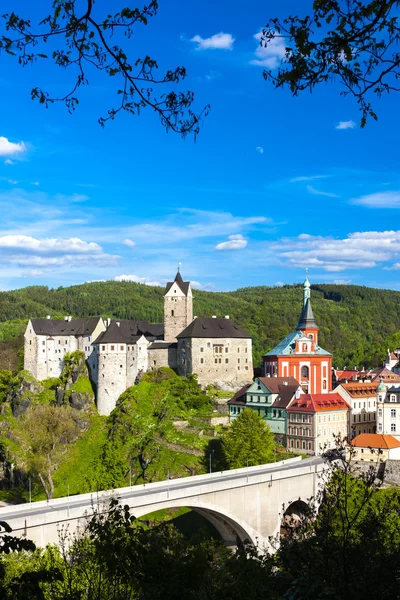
[163,266,193,342]
[263,275,332,394]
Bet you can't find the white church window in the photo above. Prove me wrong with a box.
[391,409,396,418]
[391,423,396,432]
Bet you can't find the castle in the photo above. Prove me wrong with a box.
[24,269,253,415]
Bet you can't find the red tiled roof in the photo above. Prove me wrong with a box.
[339,382,379,397]
[350,433,400,450]
[288,393,351,413]
[335,370,358,380]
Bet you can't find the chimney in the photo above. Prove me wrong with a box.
[64,316,72,322]
[295,388,301,399]
[225,315,229,319]
[116,321,120,327]
[283,380,288,386]
[212,315,217,319]
[46,315,51,319]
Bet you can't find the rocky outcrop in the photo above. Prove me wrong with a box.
[7,374,44,417]
[56,351,94,412]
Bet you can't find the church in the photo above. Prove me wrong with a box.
[24,269,253,415]
[263,274,332,394]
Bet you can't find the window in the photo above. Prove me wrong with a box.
[323,380,327,390]
[171,310,174,316]
[301,366,309,378]
[302,441,306,450]
[291,440,294,448]
[153,361,156,366]
[391,423,396,432]
[58,340,61,345]
[65,340,68,345]
[391,395,397,402]
[302,343,307,352]
[214,346,223,354]
[378,423,383,432]
[111,345,115,351]
[225,347,228,353]
[120,364,123,369]
[200,358,204,364]
[323,366,327,378]
[278,410,282,418]
[225,358,229,364]
[215,358,218,364]
[200,347,204,352]
[42,341,45,346]
[296,440,300,449]
[102,345,105,351]
[238,358,240,363]
[207,343,210,348]
[273,410,276,417]
[391,409,396,418]
[238,348,240,353]
[120,346,124,351]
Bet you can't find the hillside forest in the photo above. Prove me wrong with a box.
[0,281,399,371]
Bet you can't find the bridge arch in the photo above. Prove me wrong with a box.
[130,501,259,549]
[280,499,312,538]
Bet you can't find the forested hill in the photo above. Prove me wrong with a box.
[1,281,400,370]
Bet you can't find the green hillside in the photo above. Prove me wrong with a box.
[0,281,399,369]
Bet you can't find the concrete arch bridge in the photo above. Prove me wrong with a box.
[0,456,326,550]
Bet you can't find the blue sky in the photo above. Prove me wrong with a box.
[0,0,400,292]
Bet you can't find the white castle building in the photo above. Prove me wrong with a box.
[24,270,253,415]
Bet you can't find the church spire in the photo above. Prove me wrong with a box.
[297,271,318,330]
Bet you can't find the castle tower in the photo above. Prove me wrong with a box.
[164,267,193,342]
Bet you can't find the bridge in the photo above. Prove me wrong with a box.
[0,456,326,550]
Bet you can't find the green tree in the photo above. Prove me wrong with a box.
[261,0,400,126]
[222,408,275,469]
[11,404,84,500]
[0,2,208,137]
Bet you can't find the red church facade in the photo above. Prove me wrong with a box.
[263,277,332,394]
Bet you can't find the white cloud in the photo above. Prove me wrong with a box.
[191,32,235,51]
[350,191,400,208]
[123,239,136,248]
[8,180,18,185]
[0,235,102,255]
[113,274,161,286]
[4,159,15,165]
[273,230,400,271]
[22,269,46,277]
[0,137,26,156]
[216,234,248,251]
[256,146,264,154]
[69,193,88,202]
[290,175,328,183]
[31,181,40,186]
[251,31,286,68]
[335,120,356,130]
[307,185,338,198]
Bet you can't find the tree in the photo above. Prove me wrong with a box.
[222,408,275,469]
[261,0,400,126]
[0,1,209,138]
[12,404,83,499]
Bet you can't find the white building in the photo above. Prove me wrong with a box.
[24,270,253,416]
[376,381,400,440]
[335,381,377,438]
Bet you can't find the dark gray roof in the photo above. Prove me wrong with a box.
[31,317,102,336]
[177,317,251,339]
[228,384,251,406]
[148,341,177,350]
[296,298,318,330]
[165,271,190,295]
[273,385,299,409]
[93,320,163,345]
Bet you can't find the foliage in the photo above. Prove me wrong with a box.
[11,404,85,499]
[0,370,13,403]
[221,408,275,469]
[0,1,208,138]
[261,0,400,126]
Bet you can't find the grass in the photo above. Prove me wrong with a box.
[69,376,94,395]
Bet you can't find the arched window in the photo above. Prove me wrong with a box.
[291,440,294,448]
[323,380,327,390]
[296,440,300,449]
[302,343,307,352]
[301,366,309,379]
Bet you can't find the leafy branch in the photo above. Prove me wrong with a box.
[0,1,209,138]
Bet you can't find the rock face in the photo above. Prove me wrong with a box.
[68,391,93,411]
[8,376,44,417]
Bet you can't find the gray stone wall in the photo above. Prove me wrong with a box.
[148,347,178,370]
[177,337,253,388]
[164,282,193,342]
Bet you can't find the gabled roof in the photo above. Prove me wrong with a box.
[273,384,299,409]
[288,392,350,413]
[30,317,102,336]
[148,341,177,350]
[258,376,299,394]
[165,271,191,295]
[177,317,251,339]
[296,298,318,330]
[264,330,331,357]
[338,382,379,397]
[369,367,400,383]
[93,320,163,345]
[227,383,251,406]
[334,370,359,381]
[350,433,400,450]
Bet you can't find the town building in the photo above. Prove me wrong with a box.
[287,392,351,455]
[348,433,400,463]
[334,381,377,438]
[24,269,253,416]
[263,275,332,394]
[376,381,400,440]
[228,377,300,445]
